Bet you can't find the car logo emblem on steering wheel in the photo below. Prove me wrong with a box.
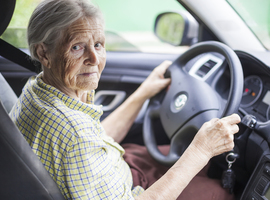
[174,94,187,110]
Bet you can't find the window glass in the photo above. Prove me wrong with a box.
[2,0,188,54]
[227,0,270,50]
[1,0,41,49]
[95,0,187,53]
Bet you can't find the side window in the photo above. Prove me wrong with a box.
[1,0,40,49]
[2,0,188,54]
[95,0,187,53]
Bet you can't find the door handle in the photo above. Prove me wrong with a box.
[95,90,126,112]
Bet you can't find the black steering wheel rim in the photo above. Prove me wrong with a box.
[143,41,243,166]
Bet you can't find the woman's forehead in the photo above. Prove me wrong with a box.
[65,17,104,40]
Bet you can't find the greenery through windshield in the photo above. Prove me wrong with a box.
[227,0,270,50]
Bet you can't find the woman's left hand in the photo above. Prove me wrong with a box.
[103,60,171,142]
[137,60,172,101]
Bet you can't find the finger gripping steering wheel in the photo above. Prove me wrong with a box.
[143,41,243,166]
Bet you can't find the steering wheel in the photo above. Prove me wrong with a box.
[143,41,243,166]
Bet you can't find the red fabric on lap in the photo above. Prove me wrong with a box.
[122,143,235,200]
[122,143,169,189]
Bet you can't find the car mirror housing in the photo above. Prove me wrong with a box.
[154,11,198,46]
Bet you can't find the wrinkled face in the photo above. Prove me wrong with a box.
[50,17,106,93]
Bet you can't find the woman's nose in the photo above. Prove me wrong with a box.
[84,48,99,66]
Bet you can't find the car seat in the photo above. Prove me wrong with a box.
[0,73,18,113]
[0,0,66,199]
[0,97,66,199]
[0,70,66,200]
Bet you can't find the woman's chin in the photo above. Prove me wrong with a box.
[78,82,99,91]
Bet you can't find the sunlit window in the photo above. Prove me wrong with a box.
[2,0,187,53]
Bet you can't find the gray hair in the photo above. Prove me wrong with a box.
[28,0,104,62]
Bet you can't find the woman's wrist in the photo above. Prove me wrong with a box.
[132,84,150,104]
[181,143,211,169]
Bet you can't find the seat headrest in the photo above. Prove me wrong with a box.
[0,0,16,36]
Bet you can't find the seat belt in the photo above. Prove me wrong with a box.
[0,38,40,72]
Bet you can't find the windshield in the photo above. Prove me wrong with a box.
[227,0,270,50]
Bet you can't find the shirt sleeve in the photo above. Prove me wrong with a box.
[61,134,139,200]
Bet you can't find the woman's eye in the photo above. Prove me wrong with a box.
[72,45,82,51]
[95,43,102,48]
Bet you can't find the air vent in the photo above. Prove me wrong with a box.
[195,60,217,78]
[189,54,223,81]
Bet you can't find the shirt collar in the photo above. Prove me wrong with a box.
[34,72,103,120]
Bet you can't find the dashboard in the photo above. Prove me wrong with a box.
[216,51,270,200]
[235,51,270,123]
[183,51,270,199]
[185,51,270,124]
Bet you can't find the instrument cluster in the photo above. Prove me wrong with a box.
[241,75,270,122]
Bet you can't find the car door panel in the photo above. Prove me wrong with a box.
[97,51,178,117]
[97,51,178,144]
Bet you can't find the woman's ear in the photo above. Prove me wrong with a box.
[36,43,51,68]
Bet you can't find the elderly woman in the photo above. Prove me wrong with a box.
[10,0,240,199]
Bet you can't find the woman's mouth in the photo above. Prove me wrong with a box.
[80,72,97,77]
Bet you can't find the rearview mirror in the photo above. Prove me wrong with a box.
[154,11,198,46]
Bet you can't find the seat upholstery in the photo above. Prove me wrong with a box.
[0,0,18,114]
[0,73,18,113]
[0,0,15,36]
[0,99,66,199]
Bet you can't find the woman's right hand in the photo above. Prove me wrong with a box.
[136,114,241,200]
[135,114,241,200]
[190,113,241,160]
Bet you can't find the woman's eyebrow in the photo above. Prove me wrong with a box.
[67,33,88,44]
